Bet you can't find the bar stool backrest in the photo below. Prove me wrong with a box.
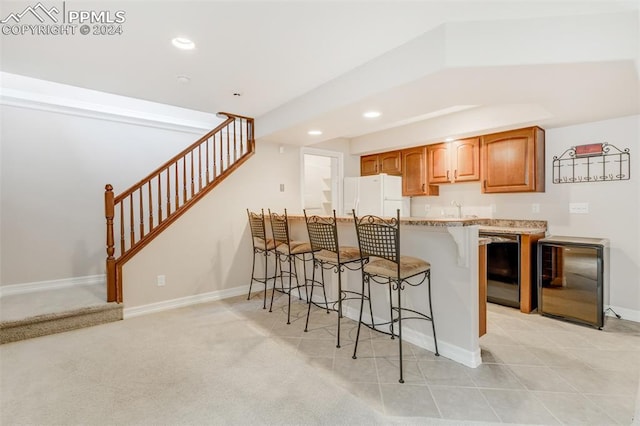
[269,209,291,246]
[353,209,400,265]
[247,209,267,242]
[304,209,339,254]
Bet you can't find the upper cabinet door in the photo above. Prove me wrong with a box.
[427,143,450,184]
[452,137,480,182]
[402,146,429,196]
[379,151,402,175]
[481,127,545,193]
[427,138,479,184]
[361,151,402,176]
[360,154,379,176]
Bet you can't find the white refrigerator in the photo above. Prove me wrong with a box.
[343,174,410,217]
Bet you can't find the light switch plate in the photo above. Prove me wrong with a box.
[569,202,589,214]
[532,203,540,213]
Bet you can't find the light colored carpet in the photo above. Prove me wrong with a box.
[1,294,485,425]
[0,303,122,344]
[2,290,638,425]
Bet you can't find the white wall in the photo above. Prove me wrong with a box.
[122,141,302,307]
[408,115,640,318]
[0,102,214,286]
[303,154,332,215]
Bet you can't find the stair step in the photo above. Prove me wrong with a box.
[0,303,122,344]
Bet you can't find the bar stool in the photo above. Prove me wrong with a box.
[268,209,316,324]
[246,209,278,309]
[303,209,373,349]
[352,209,439,384]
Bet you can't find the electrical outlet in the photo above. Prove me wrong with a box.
[157,275,166,286]
[569,202,589,214]
[424,204,431,214]
[279,184,285,192]
[532,203,540,213]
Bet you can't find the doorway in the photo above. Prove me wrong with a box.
[300,148,343,216]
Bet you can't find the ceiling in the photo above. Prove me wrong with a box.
[1,1,638,151]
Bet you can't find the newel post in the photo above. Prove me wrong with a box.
[105,184,117,302]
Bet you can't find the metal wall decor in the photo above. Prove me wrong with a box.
[552,142,630,184]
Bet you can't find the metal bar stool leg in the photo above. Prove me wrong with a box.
[301,254,310,303]
[248,250,257,300]
[388,278,395,340]
[287,255,294,324]
[292,256,304,302]
[262,251,268,309]
[320,264,329,314]
[268,254,281,313]
[304,260,317,332]
[352,274,368,360]
[427,271,439,356]
[320,266,329,313]
[397,281,404,384]
[337,267,343,348]
[367,280,375,328]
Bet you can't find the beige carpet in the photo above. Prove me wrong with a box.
[0,303,122,344]
[1,294,480,425]
[2,290,638,425]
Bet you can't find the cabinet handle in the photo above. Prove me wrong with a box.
[454,169,458,180]
[446,170,450,180]
[483,180,487,189]
[422,183,425,192]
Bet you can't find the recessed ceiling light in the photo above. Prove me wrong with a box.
[308,130,323,136]
[177,75,191,84]
[363,111,381,118]
[172,37,195,50]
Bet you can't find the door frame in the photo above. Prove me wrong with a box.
[299,147,344,216]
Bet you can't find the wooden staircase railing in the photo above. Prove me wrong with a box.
[104,112,255,302]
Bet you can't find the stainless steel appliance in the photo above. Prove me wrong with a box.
[537,236,609,329]
[480,233,521,308]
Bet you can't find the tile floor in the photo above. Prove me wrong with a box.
[255,289,640,425]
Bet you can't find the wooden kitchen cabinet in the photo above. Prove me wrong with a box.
[401,146,438,196]
[520,232,546,313]
[360,151,402,176]
[481,127,545,193]
[427,137,480,184]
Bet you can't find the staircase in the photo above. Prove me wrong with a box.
[0,112,254,344]
[105,112,255,303]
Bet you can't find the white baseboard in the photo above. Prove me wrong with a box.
[606,305,640,323]
[123,285,248,319]
[0,275,105,298]
[341,305,481,368]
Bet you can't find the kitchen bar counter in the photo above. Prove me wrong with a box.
[290,215,547,234]
[285,214,548,367]
[286,213,483,368]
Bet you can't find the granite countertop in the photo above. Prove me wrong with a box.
[287,214,486,227]
[478,237,491,246]
[478,225,547,235]
[288,214,547,233]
